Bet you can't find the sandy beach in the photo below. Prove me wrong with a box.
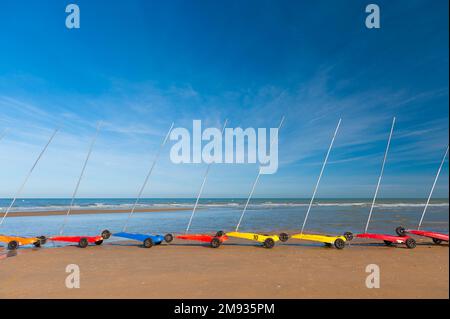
[0,237,447,299]
[0,207,191,218]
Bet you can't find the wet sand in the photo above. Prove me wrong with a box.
[0,207,191,218]
[0,238,448,299]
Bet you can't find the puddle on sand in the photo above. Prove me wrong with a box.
[0,249,19,259]
[0,242,80,260]
[0,245,51,260]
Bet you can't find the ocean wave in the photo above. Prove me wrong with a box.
[259,202,449,208]
[260,202,309,207]
[1,201,448,212]
[375,203,449,208]
[0,203,170,213]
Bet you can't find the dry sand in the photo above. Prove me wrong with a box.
[0,238,448,299]
[1,207,190,218]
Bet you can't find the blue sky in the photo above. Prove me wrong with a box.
[0,0,448,198]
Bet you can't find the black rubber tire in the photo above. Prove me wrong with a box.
[396,226,406,237]
[7,240,19,250]
[38,236,47,245]
[263,238,275,249]
[334,238,346,249]
[405,238,416,249]
[164,233,174,243]
[101,230,111,240]
[33,241,41,248]
[324,243,332,248]
[79,238,89,248]
[95,240,103,245]
[384,240,393,246]
[143,238,153,248]
[343,232,354,241]
[279,233,289,242]
[432,238,442,245]
[216,231,225,237]
[210,237,221,248]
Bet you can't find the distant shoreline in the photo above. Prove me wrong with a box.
[1,197,448,217]
[0,207,192,218]
[1,197,449,200]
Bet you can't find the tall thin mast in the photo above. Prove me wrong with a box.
[235,116,285,232]
[185,119,228,234]
[300,119,341,235]
[59,123,101,235]
[418,145,449,229]
[122,123,174,232]
[0,128,59,227]
[364,117,395,233]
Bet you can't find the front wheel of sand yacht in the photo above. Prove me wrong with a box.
[164,233,174,243]
[279,233,289,242]
[101,230,111,240]
[432,238,443,245]
[38,236,47,245]
[343,232,353,241]
[8,240,19,250]
[395,226,406,237]
[334,238,345,250]
[95,240,103,245]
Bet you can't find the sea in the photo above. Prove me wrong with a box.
[0,198,448,239]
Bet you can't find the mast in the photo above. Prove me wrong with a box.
[59,123,101,235]
[0,128,59,227]
[364,117,395,233]
[185,120,228,234]
[235,116,285,232]
[417,146,449,229]
[300,119,341,235]
[122,123,174,232]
